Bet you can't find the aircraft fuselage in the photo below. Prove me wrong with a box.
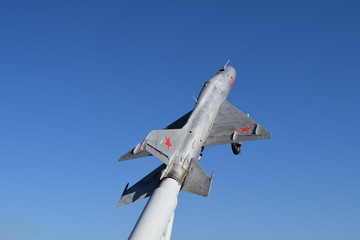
[164,66,236,181]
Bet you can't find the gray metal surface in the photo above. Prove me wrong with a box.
[181,158,214,197]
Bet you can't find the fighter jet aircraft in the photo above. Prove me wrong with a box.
[118,63,271,240]
[118,63,271,205]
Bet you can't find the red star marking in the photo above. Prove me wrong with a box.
[230,76,234,80]
[240,125,253,133]
[165,137,172,150]
[228,79,234,88]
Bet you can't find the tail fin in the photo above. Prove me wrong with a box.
[182,159,214,197]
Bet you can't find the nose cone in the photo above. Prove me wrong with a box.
[226,66,236,79]
[218,66,236,79]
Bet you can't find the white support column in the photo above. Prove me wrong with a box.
[129,178,181,240]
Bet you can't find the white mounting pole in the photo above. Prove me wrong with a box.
[129,178,181,240]
[161,213,174,240]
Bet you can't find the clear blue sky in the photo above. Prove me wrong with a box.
[1,1,359,239]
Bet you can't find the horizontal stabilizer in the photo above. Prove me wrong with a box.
[182,159,214,197]
[118,164,166,206]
